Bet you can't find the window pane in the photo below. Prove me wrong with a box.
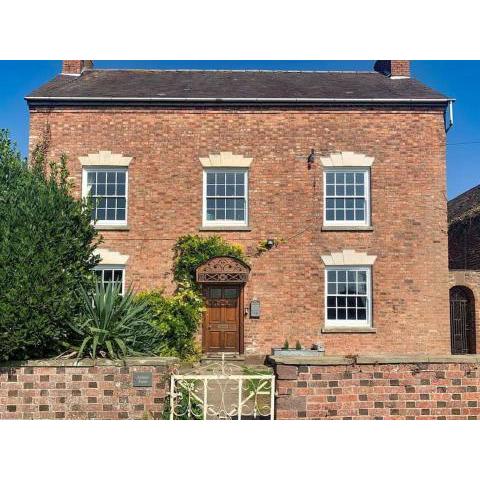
[328,283,336,294]
[216,172,225,184]
[337,283,346,294]
[226,210,235,220]
[327,271,336,282]
[97,172,106,183]
[107,184,115,195]
[335,172,345,183]
[347,308,356,320]
[207,185,215,196]
[337,297,346,307]
[207,173,215,184]
[336,185,344,196]
[113,270,123,282]
[226,173,235,184]
[87,172,96,183]
[103,270,113,281]
[117,172,126,184]
[216,210,225,220]
[107,172,116,183]
[236,173,244,185]
[236,185,245,196]
[117,184,125,196]
[226,185,235,196]
[346,185,355,196]
[338,309,346,320]
[327,297,336,307]
[326,210,334,220]
[326,172,335,184]
[117,209,126,220]
[106,209,115,220]
[216,184,225,196]
[235,210,245,221]
[336,210,344,220]
[207,209,215,220]
[97,184,106,195]
[346,210,354,220]
[345,173,354,184]
[326,185,335,196]
[117,198,126,209]
[327,308,336,320]
[338,271,346,282]
[355,173,364,184]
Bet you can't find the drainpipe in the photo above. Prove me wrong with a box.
[445,100,454,132]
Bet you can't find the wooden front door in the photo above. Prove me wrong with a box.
[203,285,243,353]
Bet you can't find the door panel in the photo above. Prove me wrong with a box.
[203,285,242,353]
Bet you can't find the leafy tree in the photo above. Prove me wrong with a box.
[0,129,99,360]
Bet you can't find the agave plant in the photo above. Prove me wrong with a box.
[70,282,158,360]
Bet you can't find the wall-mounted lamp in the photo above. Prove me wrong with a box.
[266,239,275,250]
[307,149,315,169]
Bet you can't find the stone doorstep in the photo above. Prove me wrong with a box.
[269,354,480,366]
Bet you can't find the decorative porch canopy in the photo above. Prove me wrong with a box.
[196,256,250,284]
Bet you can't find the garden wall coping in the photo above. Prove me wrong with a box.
[0,356,179,368]
[269,354,480,366]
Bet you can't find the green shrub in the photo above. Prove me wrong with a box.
[173,234,247,286]
[69,282,158,360]
[137,288,203,359]
[0,129,99,361]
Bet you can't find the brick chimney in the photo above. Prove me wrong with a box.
[374,60,410,78]
[62,60,94,75]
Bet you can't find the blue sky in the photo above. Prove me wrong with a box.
[0,60,477,199]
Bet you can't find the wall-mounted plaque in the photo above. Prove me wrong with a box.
[132,371,152,387]
[250,299,260,319]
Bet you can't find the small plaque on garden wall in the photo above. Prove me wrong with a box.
[132,372,152,387]
[250,299,260,319]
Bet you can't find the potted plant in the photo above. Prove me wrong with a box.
[271,339,325,357]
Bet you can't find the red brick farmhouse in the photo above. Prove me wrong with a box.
[26,60,454,357]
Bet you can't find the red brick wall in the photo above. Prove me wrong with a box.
[28,105,449,356]
[273,356,480,419]
[0,359,176,419]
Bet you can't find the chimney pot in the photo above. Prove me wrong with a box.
[374,60,410,78]
[62,60,94,75]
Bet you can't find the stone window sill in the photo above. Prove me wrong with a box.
[199,225,252,232]
[321,327,377,334]
[95,225,130,231]
[321,226,374,232]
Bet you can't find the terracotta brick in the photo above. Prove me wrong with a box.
[28,104,449,356]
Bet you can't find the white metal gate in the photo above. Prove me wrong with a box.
[169,355,275,420]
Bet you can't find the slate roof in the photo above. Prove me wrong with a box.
[26,69,451,105]
[448,185,480,225]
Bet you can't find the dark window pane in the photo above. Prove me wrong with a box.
[226,185,235,196]
[327,308,336,320]
[210,288,222,298]
[226,210,235,220]
[235,210,245,220]
[357,297,367,308]
[117,198,126,209]
[358,283,367,294]
[224,288,239,299]
[236,185,245,196]
[207,172,215,184]
[336,185,345,196]
[346,199,354,209]
[117,172,126,184]
[355,173,364,184]
[103,270,113,281]
[97,172,106,183]
[226,173,235,184]
[356,210,365,220]
[338,308,346,320]
[216,185,225,196]
[207,209,215,220]
[96,209,106,220]
[207,185,215,196]
[236,173,244,185]
[326,185,335,196]
[346,210,354,220]
[338,271,346,282]
[347,283,357,295]
[107,172,116,183]
[326,210,334,220]
[346,185,355,196]
[335,172,345,183]
[326,199,334,209]
[347,297,356,308]
[106,209,115,220]
[326,172,335,184]
[337,283,346,294]
[336,210,345,220]
[216,198,225,209]
[327,270,336,282]
[113,270,123,281]
[87,172,96,183]
[335,199,345,209]
[345,173,354,184]
[327,297,336,307]
[226,199,235,209]
[337,297,346,307]
[117,184,125,196]
[216,173,225,184]
[216,210,225,220]
[347,308,357,320]
[116,209,126,221]
[348,271,356,282]
[358,309,367,320]
[106,184,115,195]
[356,185,364,196]
[328,283,336,295]
[97,184,106,195]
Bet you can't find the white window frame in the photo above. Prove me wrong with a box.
[202,168,249,227]
[324,265,372,328]
[82,166,129,227]
[93,264,126,295]
[323,167,370,227]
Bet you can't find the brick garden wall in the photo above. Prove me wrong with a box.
[29,105,449,356]
[272,355,480,419]
[0,358,177,419]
